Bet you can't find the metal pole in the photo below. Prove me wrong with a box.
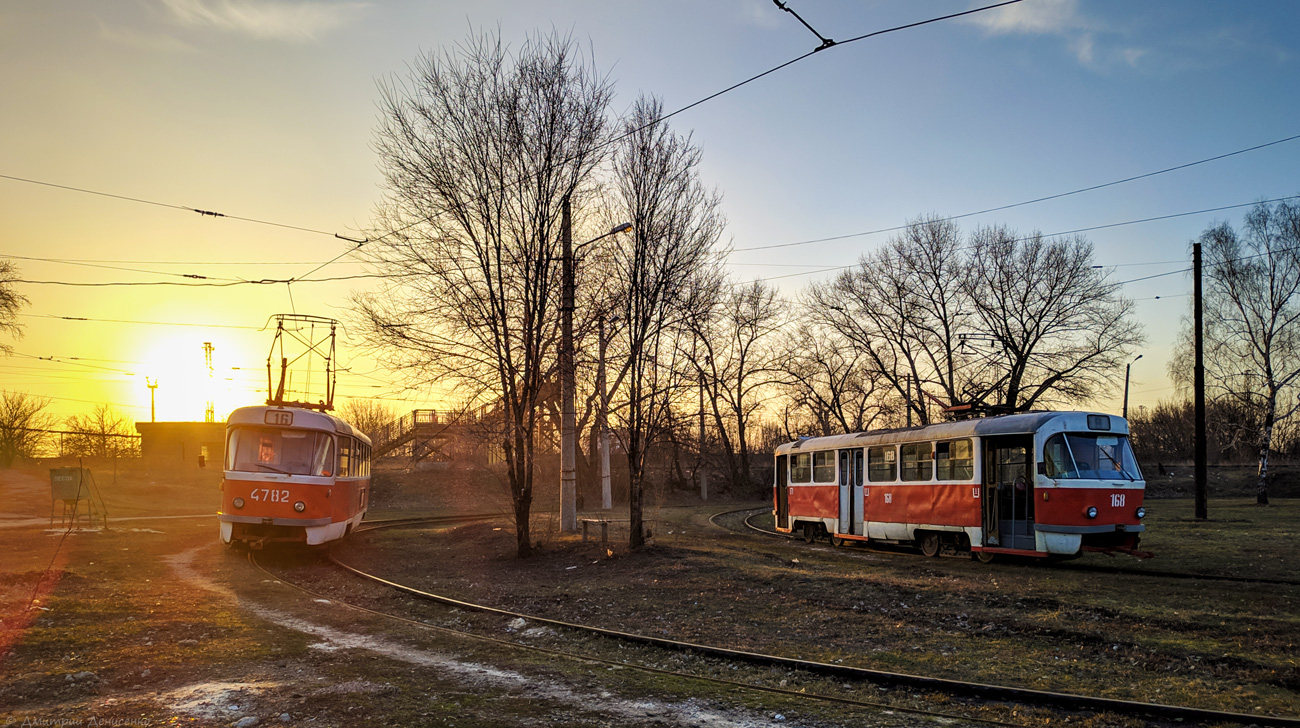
[598,316,612,510]
[1122,364,1131,420]
[1194,242,1208,520]
[560,197,578,532]
[1122,354,1140,420]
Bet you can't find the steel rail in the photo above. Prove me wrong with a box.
[726,507,1300,586]
[245,519,1022,727]
[325,514,1300,727]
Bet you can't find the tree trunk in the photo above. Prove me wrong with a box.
[1256,393,1275,506]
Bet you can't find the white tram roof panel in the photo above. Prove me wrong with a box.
[226,405,372,446]
[774,411,1128,455]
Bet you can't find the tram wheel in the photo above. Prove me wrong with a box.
[974,549,997,564]
[830,536,846,547]
[919,532,940,557]
[802,523,818,543]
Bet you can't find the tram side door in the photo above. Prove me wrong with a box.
[984,436,1035,550]
[775,454,790,530]
[836,449,863,536]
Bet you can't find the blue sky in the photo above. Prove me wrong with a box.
[1,0,1297,421]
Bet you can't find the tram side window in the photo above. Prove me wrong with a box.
[936,439,974,480]
[867,446,896,482]
[900,442,933,481]
[790,452,812,483]
[338,437,353,478]
[813,451,836,483]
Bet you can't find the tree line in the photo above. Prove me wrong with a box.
[349,29,1148,556]
[0,395,139,466]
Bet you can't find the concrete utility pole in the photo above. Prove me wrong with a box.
[597,316,612,510]
[1193,242,1208,520]
[560,198,578,532]
[559,202,631,531]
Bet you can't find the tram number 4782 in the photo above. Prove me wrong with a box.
[1111,493,1126,507]
[251,488,291,503]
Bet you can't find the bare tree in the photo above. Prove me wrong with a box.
[0,261,27,355]
[807,215,971,424]
[0,391,55,466]
[964,227,1143,411]
[64,405,138,458]
[352,30,612,557]
[778,321,891,437]
[1191,200,1300,504]
[606,95,724,549]
[691,280,786,491]
[337,398,397,444]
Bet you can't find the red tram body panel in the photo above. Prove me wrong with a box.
[218,405,372,547]
[772,411,1146,559]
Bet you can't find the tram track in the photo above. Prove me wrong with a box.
[249,511,1299,728]
[726,507,1300,587]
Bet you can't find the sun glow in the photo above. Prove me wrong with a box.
[137,335,264,423]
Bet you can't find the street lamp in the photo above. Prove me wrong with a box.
[560,207,632,532]
[1122,354,1143,420]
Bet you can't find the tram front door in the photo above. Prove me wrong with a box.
[982,436,1035,550]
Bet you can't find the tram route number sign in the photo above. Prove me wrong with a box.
[265,410,294,426]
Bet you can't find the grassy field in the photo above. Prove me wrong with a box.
[2,459,1296,726]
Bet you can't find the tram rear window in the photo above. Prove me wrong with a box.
[790,453,811,483]
[1043,433,1142,481]
[227,427,335,477]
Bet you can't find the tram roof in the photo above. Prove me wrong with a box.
[226,405,372,446]
[773,411,1127,455]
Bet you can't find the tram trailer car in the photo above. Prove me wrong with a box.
[772,411,1146,560]
[219,405,372,548]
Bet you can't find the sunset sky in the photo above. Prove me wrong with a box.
[1,0,1297,426]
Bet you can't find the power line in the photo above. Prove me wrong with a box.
[0,173,365,242]
[19,313,263,330]
[732,132,1300,253]
[741,193,1300,286]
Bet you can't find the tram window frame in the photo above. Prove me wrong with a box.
[338,436,353,478]
[812,451,836,483]
[900,442,934,482]
[935,438,974,480]
[790,452,812,483]
[867,445,897,482]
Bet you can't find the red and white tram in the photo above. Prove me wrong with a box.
[773,411,1147,560]
[219,405,372,548]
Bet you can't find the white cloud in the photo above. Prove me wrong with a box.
[964,0,1089,36]
[158,0,367,42]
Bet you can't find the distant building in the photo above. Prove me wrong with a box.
[134,422,226,468]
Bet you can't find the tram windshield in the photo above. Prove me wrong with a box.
[1043,433,1142,481]
[226,426,335,477]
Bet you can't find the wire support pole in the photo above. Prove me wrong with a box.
[559,196,578,533]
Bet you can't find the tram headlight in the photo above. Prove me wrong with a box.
[1085,506,1098,519]
[293,501,306,513]
[232,497,245,509]
[1135,506,1146,519]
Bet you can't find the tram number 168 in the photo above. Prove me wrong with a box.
[1111,493,1126,508]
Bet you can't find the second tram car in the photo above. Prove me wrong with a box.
[773,411,1146,560]
[219,405,372,548]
